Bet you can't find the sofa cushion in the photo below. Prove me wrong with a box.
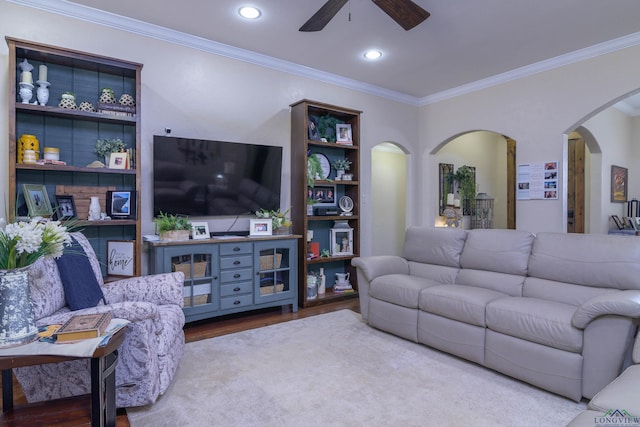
[55,236,106,310]
[459,229,534,276]
[455,269,525,296]
[486,297,583,353]
[524,277,616,306]
[408,262,459,284]
[401,227,466,268]
[588,364,640,414]
[529,232,640,290]
[419,284,508,327]
[370,274,442,308]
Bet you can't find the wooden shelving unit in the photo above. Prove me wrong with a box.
[290,99,361,307]
[6,37,142,276]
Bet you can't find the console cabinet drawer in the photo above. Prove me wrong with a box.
[221,281,253,297]
[220,243,252,256]
[220,294,253,310]
[220,269,253,284]
[220,255,252,270]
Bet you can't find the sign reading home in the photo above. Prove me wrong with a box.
[107,240,135,276]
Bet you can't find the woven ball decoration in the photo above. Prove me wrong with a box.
[119,94,135,107]
[99,88,116,104]
[59,98,77,109]
[78,101,95,112]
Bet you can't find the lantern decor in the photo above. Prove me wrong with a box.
[330,220,353,256]
[472,193,494,229]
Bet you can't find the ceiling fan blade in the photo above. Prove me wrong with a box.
[299,0,349,32]
[372,0,430,31]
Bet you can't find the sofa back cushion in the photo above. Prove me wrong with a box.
[459,229,534,276]
[523,277,618,306]
[529,233,640,290]
[408,262,459,284]
[456,269,525,296]
[401,227,467,268]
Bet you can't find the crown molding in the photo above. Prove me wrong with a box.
[9,0,640,108]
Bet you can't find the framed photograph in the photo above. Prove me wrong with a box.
[307,184,336,207]
[107,240,135,276]
[611,215,624,230]
[191,221,210,240]
[336,124,352,145]
[249,219,272,236]
[108,152,129,169]
[55,195,77,220]
[22,184,53,217]
[611,165,628,203]
[106,190,137,219]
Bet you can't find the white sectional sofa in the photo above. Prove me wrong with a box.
[352,227,640,403]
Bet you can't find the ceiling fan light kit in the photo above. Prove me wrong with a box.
[299,0,429,32]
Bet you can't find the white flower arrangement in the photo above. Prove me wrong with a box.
[0,217,72,269]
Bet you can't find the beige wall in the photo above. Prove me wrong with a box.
[419,46,640,233]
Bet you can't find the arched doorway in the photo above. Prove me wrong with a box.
[371,142,407,255]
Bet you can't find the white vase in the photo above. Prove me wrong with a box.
[0,267,38,348]
[88,196,101,220]
[36,80,50,106]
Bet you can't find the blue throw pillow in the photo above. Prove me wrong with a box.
[55,236,107,310]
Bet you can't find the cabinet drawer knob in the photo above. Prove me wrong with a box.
[233,287,241,292]
[234,300,241,305]
[233,260,241,265]
[233,247,240,252]
[234,273,241,278]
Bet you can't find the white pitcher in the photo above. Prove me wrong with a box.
[335,272,350,284]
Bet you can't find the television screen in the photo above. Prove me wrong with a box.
[153,136,282,217]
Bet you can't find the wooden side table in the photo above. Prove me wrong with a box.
[0,327,126,427]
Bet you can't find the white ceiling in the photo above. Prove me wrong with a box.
[19,0,640,108]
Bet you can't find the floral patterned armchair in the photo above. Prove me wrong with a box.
[14,232,185,408]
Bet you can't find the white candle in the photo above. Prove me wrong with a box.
[454,199,460,208]
[21,71,32,84]
[447,193,454,206]
[39,65,47,82]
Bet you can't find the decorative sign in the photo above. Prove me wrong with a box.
[107,240,135,276]
[517,161,558,200]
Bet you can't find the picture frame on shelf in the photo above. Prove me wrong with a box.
[330,227,354,256]
[22,184,53,217]
[107,240,135,277]
[106,190,137,219]
[336,124,352,145]
[250,219,272,236]
[108,152,129,169]
[307,184,336,207]
[55,195,76,220]
[191,221,210,240]
[611,165,628,203]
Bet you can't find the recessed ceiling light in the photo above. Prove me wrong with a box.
[238,6,261,19]
[364,50,383,60]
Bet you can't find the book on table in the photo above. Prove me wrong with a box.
[55,312,113,342]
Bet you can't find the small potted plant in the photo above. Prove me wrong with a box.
[307,152,323,186]
[331,158,352,180]
[95,138,126,164]
[256,208,292,234]
[154,211,192,241]
[59,91,77,109]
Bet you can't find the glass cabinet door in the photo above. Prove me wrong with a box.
[254,240,296,305]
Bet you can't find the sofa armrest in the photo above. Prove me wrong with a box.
[102,272,184,307]
[572,290,640,329]
[351,256,409,282]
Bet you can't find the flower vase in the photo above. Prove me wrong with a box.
[0,267,38,348]
[89,196,101,220]
[36,80,50,106]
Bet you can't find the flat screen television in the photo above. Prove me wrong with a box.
[153,135,282,217]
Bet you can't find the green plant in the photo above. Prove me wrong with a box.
[307,153,323,187]
[453,165,476,214]
[256,208,292,229]
[154,212,191,233]
[317,114,339,142]
[331,158,352,171]
[95,138,126,158]
[101,88,115,96]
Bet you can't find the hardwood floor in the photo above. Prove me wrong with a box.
[0,298,359,426]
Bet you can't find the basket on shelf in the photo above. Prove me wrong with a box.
[259,253,283,270]
[184,294,209,307]
[260,283,285,295]
[172,261,207,278]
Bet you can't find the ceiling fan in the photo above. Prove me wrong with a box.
[299,0,430,32]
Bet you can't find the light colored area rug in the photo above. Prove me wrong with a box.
[128,310,586,426]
